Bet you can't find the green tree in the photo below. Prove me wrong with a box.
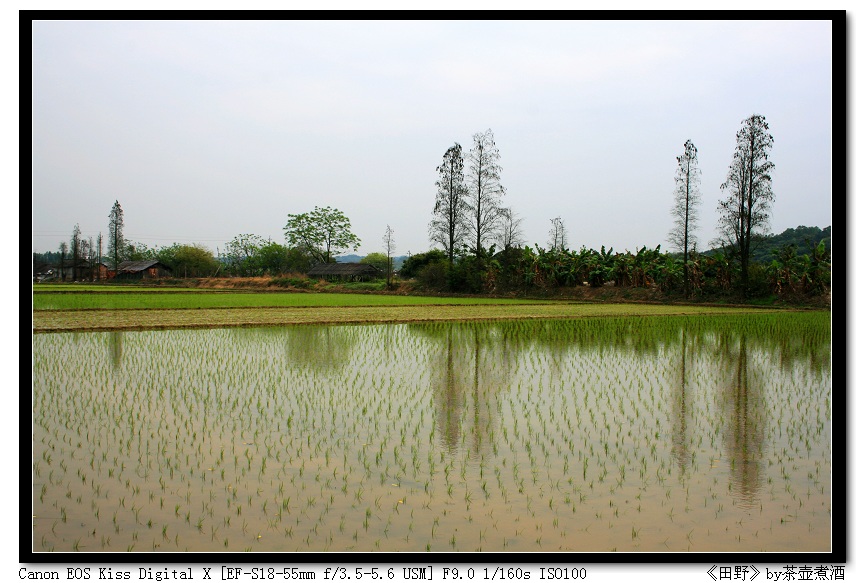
[257,241,292,275]
[107,200,125,269]
[429,143,469,267]
[668,139,701,296]
[360,252,388,273]
[58,242,67,281]
[399,249,447,279]
[284,206,361,265]
[223,234,266,276]
[751,225,831,263]
[157,243,219,278]
[126,241,155,261]
[716,115,775,298]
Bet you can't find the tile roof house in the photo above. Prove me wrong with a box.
[113,260,172,280]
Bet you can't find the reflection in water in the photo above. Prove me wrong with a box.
[227,325,360,371]
[721,335,765,509]
[671,330,693,477]
[420,323,508,458]
[109,330,123,369]
[436,325,462,454]
[279,325,357,370]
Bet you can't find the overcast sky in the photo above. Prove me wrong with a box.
[31,19,832,258]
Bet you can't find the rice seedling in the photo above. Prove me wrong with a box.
[31,313,830,552]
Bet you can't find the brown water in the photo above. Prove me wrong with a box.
[31,314,831,552]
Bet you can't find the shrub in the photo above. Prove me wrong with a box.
[399,250,447,279]
[418,260,449,291]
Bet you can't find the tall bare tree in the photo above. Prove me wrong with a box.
[466,129,505,258]
[716,115,775,298]
[429,143,469,267]
[383,224,396,287]
[668,139,701,296]
[108,200,125,269]
[548,216,568,252]
[70,224,82,281]
[96,233,103,281]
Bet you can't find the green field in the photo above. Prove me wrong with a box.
[32,285,799,333]
[32,283,213,292]
[32,291,553,311]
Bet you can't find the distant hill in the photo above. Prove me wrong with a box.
[704,225,831,263]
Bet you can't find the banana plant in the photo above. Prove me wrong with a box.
[656,254,683,292]
[767,243,799,295]
[611,252,632,287]
[687,252,704,295]
[803,239,830,294]
[709,252,737,292]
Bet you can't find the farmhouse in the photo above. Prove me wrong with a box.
[55,259,93,281]
[113,260,172,281]
[307,262,380,282]
[97,259,116,280]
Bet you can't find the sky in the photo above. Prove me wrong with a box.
[31,19,833,258]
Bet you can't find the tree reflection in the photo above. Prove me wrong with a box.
[281,325,355,370]
[436,325,463,455]
[413,322,508,459]
[109,331,124,369]
[720,333,766,509]
[670,329,694,477]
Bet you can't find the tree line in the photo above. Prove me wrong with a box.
[419,117,829,300]
[35,201,377,281]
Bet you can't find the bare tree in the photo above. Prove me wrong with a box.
[548,216,568,252]
[383,224,396,287]
[70,224,82,281]
[668,139,701,296]
[429,143,469,267]
[96,233,103,281]
[495,207,525,250]
[715,115,775,298]
[466,129,505,258]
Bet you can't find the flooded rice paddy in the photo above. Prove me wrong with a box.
[31,313,831,552]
